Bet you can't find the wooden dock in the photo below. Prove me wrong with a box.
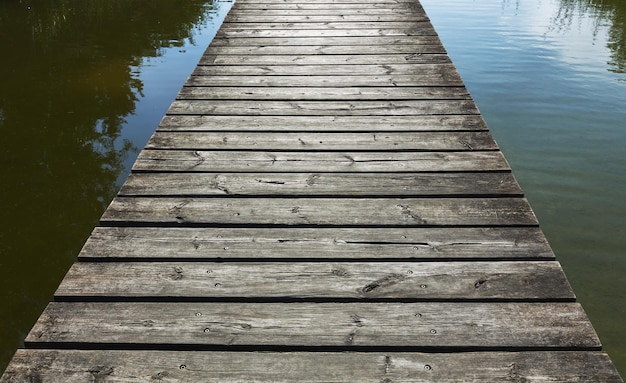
[2,0,623,381]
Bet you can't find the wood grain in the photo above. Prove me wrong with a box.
[119,172,521,197]
[100,197,538,226]
[156,115,489,132]
[144,132,495,150]
[56,261,574,300]
[132,150,511,172]
[3,350,622,383]
[26,302,600,349]
[77,226,555,260]
[177,86,468,100]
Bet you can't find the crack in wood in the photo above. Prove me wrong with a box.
[190,151,206,169]
[88,366,114,383]
[168,201,190,223]
[255,178,286,185]
[361,273,407,295]
[397,204,428,224]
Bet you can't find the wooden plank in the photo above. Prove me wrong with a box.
[223,15,429,23]
[100,197,538,226]
[191,63,459,76]
[132,150,510,172]
[55,261,574,301]
[26,302,600,349]
[221,21,437,29]
[144,132,496,150]
[156,115,488,132]
[77,227,555,260]
[216,29,437,38]
[210,36,441,46]
[185,74,463,87]
[4,350,622,382]
[178,86,467,100]
[119,172,522,197]
[227,9,424,15]
[203,45,448,55]
[235,0,422,3]
[199,54,451,65]
[230,3,426,11]
[166,100,477,116]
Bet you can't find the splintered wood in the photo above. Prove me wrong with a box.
[1,0,622,381]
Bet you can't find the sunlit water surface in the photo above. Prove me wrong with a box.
[421,0,626,376]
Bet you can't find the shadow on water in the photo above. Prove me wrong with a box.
[553,0,626,75]
[0,0,223,373]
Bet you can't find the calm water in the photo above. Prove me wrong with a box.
[0,0,232,373]
[0,0,624,378]
[421,0,626,376]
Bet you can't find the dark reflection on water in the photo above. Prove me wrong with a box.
[0,0,228,373]
[553,0,626,75]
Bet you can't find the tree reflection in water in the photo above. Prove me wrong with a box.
[0,0,220,373]
[553,0,626,75]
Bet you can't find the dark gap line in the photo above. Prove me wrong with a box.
[23,343,602,353]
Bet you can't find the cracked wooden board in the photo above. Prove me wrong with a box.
[144,132,495,150]
[100,197,538,226]
[156,115,488,132]
[77,226,555,260]
[177,86,469,100]
[191,63,457,76]
[3,350,621,383]
[132,151,510,172]
[200,45,448,55]
[219,21,439,30]
[55,261,573,301]
[199,53,452,65]
[25,302,599,349]
[185,74,463,86]
[119,172,521,197]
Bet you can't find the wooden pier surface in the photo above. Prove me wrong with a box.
[2,0,623,381]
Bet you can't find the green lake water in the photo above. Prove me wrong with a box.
[0,0,624,377]
[421,0,626,376]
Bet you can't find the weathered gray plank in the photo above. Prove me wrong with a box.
[145,132,495,150]
[132,151,510,172]
[199,54,451,65]
[192,63,456,76]
[223,15,429,23]
[4,350,622,383]
[210,36,440,46]
[56,261,574,300]
[225,9,428,16]
[26,302,600,349]
[157,115,488,132]
[119,172,521,197]
[230,3,426,11]
[203,45,447,55]
[216,29,437,38]
[185,74,463,87]
[167,100,477,116]
[78,227,555,260]
[221,21,436,30]
[236,0,421,3]
[100,197,538,226]
[177,86,467,100]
